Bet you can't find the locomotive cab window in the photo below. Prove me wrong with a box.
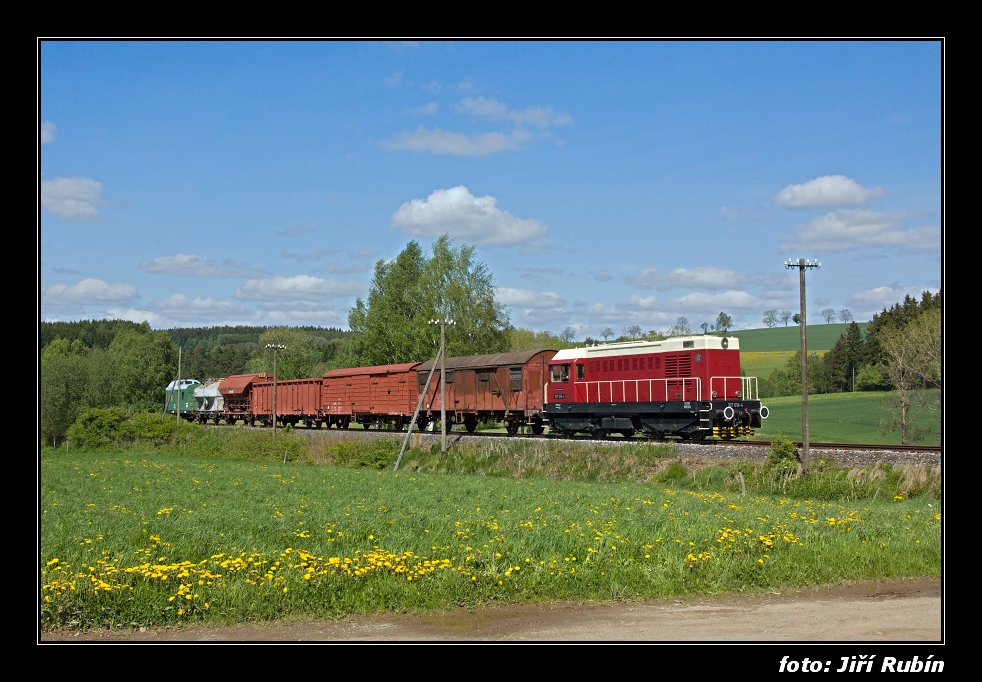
[509,368,522,391]
[576,363,585,380]
[551,364,570,383]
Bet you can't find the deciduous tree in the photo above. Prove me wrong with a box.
[341,236,510,366]
[713,312,733,333]
[247,327,321,380]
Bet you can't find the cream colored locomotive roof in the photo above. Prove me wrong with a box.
[551,335,739,361]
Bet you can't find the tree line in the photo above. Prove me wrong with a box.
[39,323,353,446]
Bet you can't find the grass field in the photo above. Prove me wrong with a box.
[753,390,941,445]
[41,445,940,630]
[740,351,797,382]
[730,323,869,353]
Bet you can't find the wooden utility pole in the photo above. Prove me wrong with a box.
[428,318,455,454]
[266,344,285,440]
[785,258,821,471]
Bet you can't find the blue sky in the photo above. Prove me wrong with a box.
[40,41,942,337]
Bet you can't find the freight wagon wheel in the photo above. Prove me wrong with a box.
[505,421,520,436]
[464,416,478,433]
[531,424,545,436]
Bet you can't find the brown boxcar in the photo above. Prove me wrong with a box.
[416,350,556,435]
[321,363,420,429]
[251,377,323,427]
[217,373,273,425]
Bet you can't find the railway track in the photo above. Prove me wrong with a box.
[212,422,940,456]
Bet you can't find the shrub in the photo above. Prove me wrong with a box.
[67,407,133,447]
[656,461,687,483]
[768,433,798,469]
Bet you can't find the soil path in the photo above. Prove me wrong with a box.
[43,577,941,642]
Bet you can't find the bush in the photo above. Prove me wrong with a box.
[767,433,798,469]
[66,408,200,449]
[67,407,133,447]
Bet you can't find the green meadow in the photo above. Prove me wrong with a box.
[729,323,869,353]
[41,442,940,630]
[753,390,940,445]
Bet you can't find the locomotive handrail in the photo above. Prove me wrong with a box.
[580,377,702,403]
[708,375,759,401]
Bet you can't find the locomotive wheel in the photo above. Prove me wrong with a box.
[593,429,608,440]
[620,429,636,438]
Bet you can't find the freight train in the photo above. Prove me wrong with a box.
[165,336,767,440]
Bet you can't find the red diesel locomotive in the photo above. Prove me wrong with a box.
[542,336,768,439]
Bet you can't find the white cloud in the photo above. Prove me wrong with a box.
[496,287,566,309]
[383,127,533,156]
[780,210,940,254]
[264,308,346,325]
[624,295,661,310]
[104,308,170,327]
[514,308,571,328]
[41,177,105,221]
[146,294,252,321]
[235,275,365,301]
[775,175,885,208]
[667,290,759,312]
[457,97,572,128]
[43,278,138,305]
[40,121,56,144]
[140,253,264,278]
[412,102,439,115]
[627,266,747,290]
[391,186,549,248]
[255,301,346,325]
[846,285,939,312]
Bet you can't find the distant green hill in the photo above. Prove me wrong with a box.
[728,322,869,353]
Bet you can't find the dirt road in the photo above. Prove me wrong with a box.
[42,577,941,642]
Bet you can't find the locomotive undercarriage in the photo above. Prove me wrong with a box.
[545,400,763,440]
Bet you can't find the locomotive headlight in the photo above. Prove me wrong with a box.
[735,390,742,398]
[711,390,718,398]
